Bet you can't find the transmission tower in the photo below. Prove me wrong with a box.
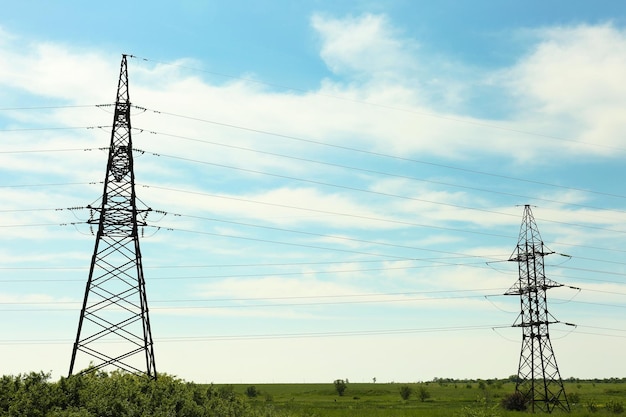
[69,54,156,378]
[505,205,568,413]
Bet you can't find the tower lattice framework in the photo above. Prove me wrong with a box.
[505,205,568,413]
[69,54,156,378]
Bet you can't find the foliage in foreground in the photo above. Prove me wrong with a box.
[3,372,626,417]
[0,370,270,417]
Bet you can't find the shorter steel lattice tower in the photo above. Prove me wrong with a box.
[505,205,569,413]
[69,54,156,378]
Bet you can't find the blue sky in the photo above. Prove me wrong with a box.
[2,1,626,383]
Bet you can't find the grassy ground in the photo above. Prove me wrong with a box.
[222,379,626,417]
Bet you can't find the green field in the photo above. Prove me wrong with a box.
[226,378,626,416]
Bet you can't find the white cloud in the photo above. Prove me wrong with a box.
[311,13,419,81]
[0,37,115,102]
[3,18,626,170]
[503,24,626,154]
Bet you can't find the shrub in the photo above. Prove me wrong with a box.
[586,400,599,413]
[500,391,527,411]
[418,384,431,402]
[606,400,624,414]
[399,385,412,400]
[245,385,258,398]
[0,370,258,417]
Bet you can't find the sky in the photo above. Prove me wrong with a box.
[1,0,626,384]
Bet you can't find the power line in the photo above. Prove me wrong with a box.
[0,324,514,345]
[155,210,508,261]
[137,165,626,236]
[0,258,495,283]
[4,199,624,272]
[4,137,626,229]
[126,55,626,154]
[132,105,626,201]
[143,224,496,263]
[133,128,626,217]
[0,182,99,189]
[0,104,111,111]
[3,259,626,286]
[10,288,508,304]
[2,194,626,269]
[0,125,109,132]
[149,209,626,270]
[0,147,102,154]
[139,183,514,238]
[0,288,505,308]
[3,287,624,312]
[3,322,626,346]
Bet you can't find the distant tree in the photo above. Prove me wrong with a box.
[507,374,520,383]
[372,377,376,383]
[334,379,347,396]
[399,385,412,400]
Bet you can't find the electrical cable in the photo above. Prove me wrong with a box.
[142,223,495,263]
[133,128,626,217]
[0,323,514,345]
[3,200,626,280]
[152,210,509,262]
[132,105,626,201]
[0,125,109,132]
[171,203,626,266]
[127,56,626,155]
[0,104,112,111]
[132,149,626,236]
[0,293,506,311]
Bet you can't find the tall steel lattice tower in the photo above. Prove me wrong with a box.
[505,205,568,413]
[69,54,156,378]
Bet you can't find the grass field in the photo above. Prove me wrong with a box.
[224,378,626,416]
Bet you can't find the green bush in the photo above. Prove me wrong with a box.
[500,391,527,411]
[606,400,625,414]
[0,370,257,417]
[399,385,412,400]
[418,384,431,402]
[567,391,580,404]
[246,385,259,398]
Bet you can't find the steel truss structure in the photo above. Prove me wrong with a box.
[69,55,156,378]
[505,205,569,413]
